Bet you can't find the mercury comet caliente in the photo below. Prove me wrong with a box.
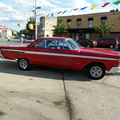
[0,37,120,79]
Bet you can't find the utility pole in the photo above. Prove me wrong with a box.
[35,0,37,39]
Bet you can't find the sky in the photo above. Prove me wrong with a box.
[0,0,119,32]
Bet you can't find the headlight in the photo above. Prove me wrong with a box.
[118,58,120,62]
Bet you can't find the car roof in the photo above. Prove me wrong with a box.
[27,37,72,47]
[37,37,71,40]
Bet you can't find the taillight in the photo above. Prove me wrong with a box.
[116,41,119,44]
[93,41,97,46]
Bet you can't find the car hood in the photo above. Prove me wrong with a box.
[78,47,119,57]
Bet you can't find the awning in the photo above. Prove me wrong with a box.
[0,25,5,29]
[68,28,95,33]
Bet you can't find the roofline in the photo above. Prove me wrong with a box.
[37,37,71,40]
[58,11,120,18]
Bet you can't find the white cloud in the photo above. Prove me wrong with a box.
[47,0,91,8]
[0,17,9,21]
[0,0,119,31]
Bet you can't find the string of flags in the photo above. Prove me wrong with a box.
[2,0,120,19]
[45,0,120,17]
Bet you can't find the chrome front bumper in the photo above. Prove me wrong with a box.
[110,65,120,72]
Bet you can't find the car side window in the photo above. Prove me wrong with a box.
[84,39,89,42]
[57,40,70,50]
[47,40,57,49]
[79,40,83,42]
[33,39,70,50]
[99,39,104,42]
[33,40,46,48]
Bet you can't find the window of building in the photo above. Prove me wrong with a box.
[88,18,93,28]
[77,19,81,27]
[67,19,71,28]
[101,17,107,24]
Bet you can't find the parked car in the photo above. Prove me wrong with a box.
[97,38,120,48]
[115,42,120,50]
[77,39,97,48]
[0,37,120,80]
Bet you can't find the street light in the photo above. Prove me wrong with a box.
[34,0,41,39]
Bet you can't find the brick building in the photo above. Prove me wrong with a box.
[58,11,120,41]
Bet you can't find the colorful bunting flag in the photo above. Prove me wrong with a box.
[51,13,54,17]
[2,0,120,19]
[68,9,73,13]
[62,10,67,14]
[113,0,120,5]
[81,7,87,10]
[57,11,62,14]
[90,5,98,10]
[73,8,78,11]
[102,2,110,7]
[46,13,50,17]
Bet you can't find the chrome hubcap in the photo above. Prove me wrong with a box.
[19,59,28,69]
[110,45,114,48]
[90,66,102,78]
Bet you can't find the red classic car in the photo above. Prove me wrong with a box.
[0,37,120,79]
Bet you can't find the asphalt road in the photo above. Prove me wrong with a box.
[0,38,120,120]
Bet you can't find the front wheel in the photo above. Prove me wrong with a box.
[87,63,105,80]
[18,58,31,70]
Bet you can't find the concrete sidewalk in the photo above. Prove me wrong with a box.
[63,68,120,120]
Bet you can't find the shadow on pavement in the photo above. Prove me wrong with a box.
[0,59,92,81]
[0,111,6,116]
[0,59,119,82]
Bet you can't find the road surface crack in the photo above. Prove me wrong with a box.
[62,72,73,120]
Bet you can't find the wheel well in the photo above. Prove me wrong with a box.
[109,44,115,48]
[84,62,106,70]
[17,58,29,61]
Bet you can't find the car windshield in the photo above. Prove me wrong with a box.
[66,39,81,50]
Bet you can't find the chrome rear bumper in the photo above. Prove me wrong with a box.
[0,54,4,58]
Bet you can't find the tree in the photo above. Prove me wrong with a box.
[93,22,114,38]
[25,17,35,37]
[20,29,30,36]
[52,19,68,37]
[26,17,35,30]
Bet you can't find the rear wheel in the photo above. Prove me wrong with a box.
[109,44,114,48]
[87,44,91,48]
[87,63,105,80]
[18,58,31,70]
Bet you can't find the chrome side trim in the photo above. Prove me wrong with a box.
[1,49,118,61]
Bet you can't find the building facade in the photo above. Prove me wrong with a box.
[38,17,57,37]
[0,25,12,38]
[58,11,120,41]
